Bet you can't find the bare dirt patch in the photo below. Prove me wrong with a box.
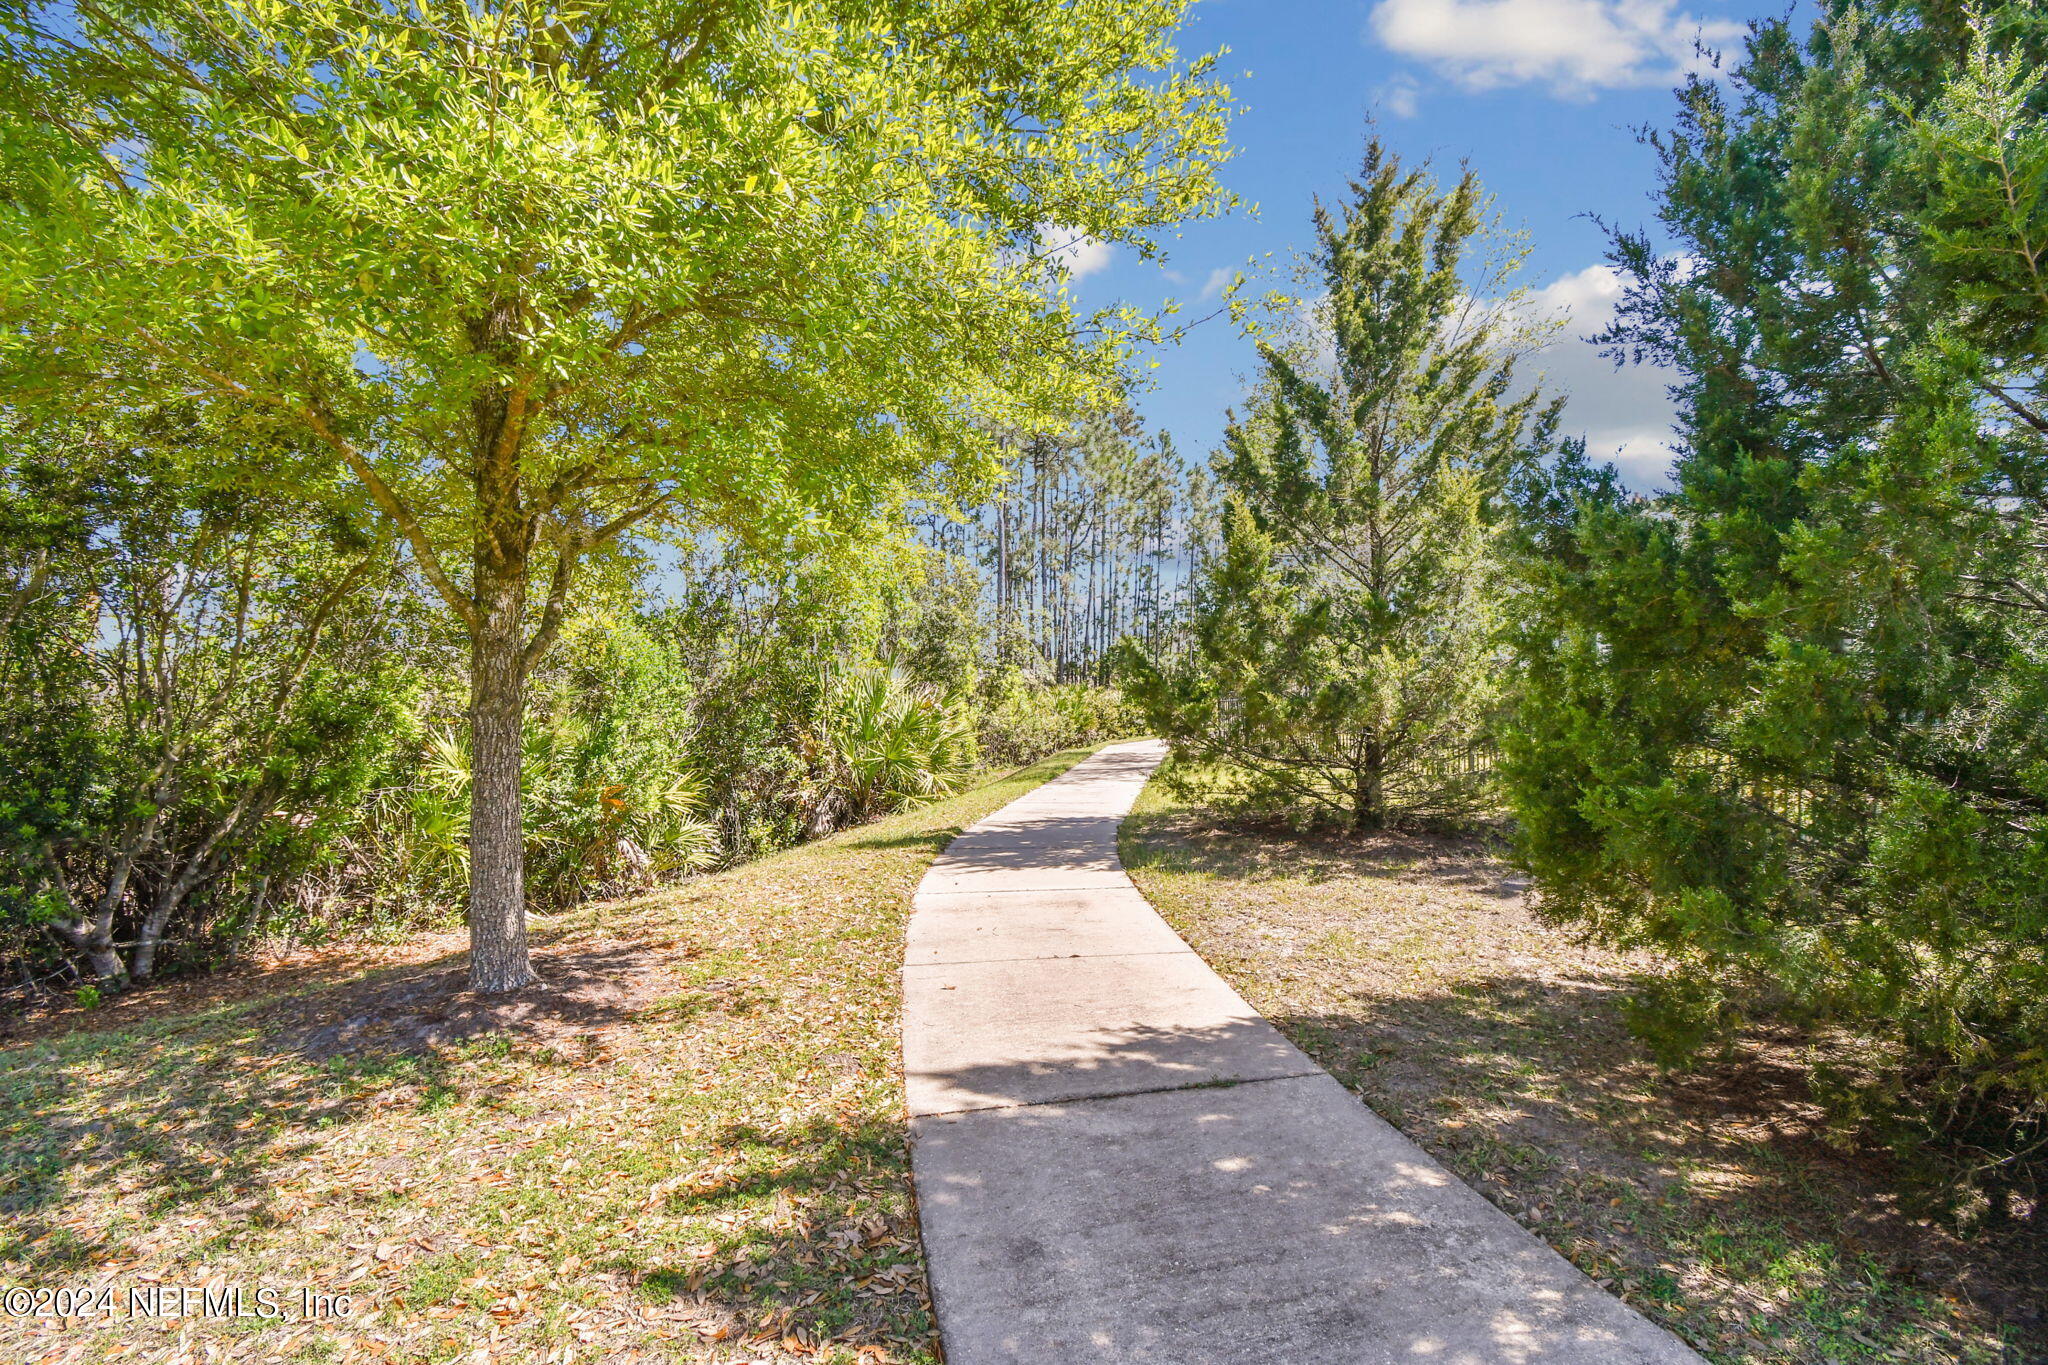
[262,937,684,1059]
[1123,796,2044,1365]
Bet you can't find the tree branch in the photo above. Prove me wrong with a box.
[522,487,685,668]
[129,329,480,632]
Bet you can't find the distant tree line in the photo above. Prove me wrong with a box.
[907,412,1217,686]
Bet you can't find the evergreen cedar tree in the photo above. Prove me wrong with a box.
[1120,141,1561,833]
[1501,0,2048,1212]
[0,0,1234,992]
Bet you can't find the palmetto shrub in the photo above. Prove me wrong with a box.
[805,666,976,834]
[352,720,718,917]
[521,716,718,906]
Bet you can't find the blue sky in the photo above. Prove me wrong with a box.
[1060,0,1768,492]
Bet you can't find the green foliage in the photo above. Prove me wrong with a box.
[344,613,723,917]
[806,667,976,833]
[973,671,1141,770]
[323,538,1083,929]
[524,615,720,904]
[1122,141,1557,831]
[1500,2,2048,1218]
[1,0,1234,539]
[0,0,1235,989]
[880,551,987,699]
[645,544,902,863]
[352,732,475,915]
[0,411,414,985]
[898,405,1214,689]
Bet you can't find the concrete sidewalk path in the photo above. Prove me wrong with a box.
[904,740,1703,1365]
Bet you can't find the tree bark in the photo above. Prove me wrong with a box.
[132,780,270,979]
[468,551,536,992]
[463,297,541,995]
[1352,738,1385,834]
[41,846,128,983]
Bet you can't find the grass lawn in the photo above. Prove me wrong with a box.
[0,747,1094,1365]
[1121,779,2043,1365]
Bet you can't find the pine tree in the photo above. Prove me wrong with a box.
[1123,141,1559,831]
[1501,2,2048,1213]
[911,407,1206,686]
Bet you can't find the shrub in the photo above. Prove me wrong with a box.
[1499,8,2048,1222]
[0,422,413,987]
[973,670,1140,769]
[805,666,977,834]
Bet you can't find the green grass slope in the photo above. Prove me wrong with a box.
[0,748,1096,1365]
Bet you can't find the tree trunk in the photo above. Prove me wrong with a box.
[46,911,127,984]
[131,889,179,981]
[132,784,267,979]
[1352,740,1385,834]
[80,942,124,984]
[462,295,544,995]
[467,536,537,993]
[42,843,131,984]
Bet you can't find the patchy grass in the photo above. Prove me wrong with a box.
[0,747,1095,1365]
[1121,785,2044,1365]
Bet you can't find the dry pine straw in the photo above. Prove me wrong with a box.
[1120,783,2042,1365]
[0,747,1096,1365]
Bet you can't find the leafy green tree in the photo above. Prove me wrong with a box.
[881,548,986,698]
[1122,143,1557,831]
[0,0,1233,989]
[0,427,116,979]
[1501,3,2048,1218]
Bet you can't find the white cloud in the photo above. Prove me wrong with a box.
[1037,225,1114,280]
[1524,263,1679,489]
[1529,261,1624,319]
[1282,265,1680,489]
[1198,267,1237,301]
[1377,76,1424,118]
[1368,0,1743,97]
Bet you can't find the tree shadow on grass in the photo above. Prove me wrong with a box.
[629,1113,933,1353]
[1122,804,2045,1356]
[0,940,669,1275]
[263,939,671,1058]
[1265,972,2048,1357]
[1124,808,1525,899]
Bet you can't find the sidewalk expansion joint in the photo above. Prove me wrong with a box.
[915,1069,1329,1121]
[905,948,1198,970]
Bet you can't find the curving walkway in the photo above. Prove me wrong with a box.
[904,740,1702,1365]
